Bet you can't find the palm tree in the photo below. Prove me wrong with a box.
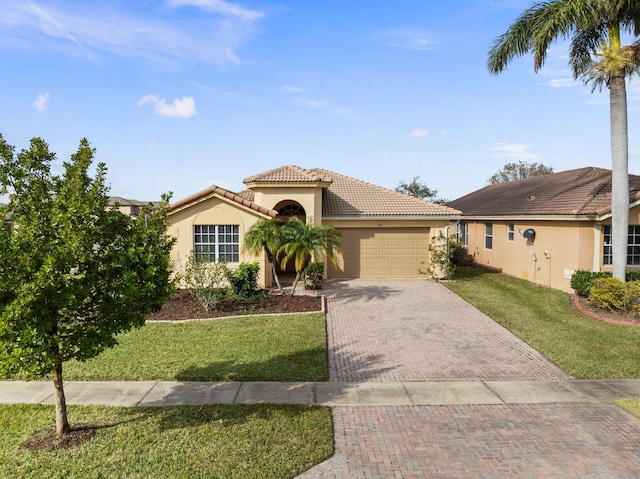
[487,0,640,281]
[242,218,286,294]
[279,217,343,295]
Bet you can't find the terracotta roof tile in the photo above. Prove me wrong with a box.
[447,167,640,217]
[170,185,277,217]
[243,165,333,184]
[309,168,461,217]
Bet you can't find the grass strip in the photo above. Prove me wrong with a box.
[444,267,640,378]
[60,313,327,382]
[0,403,333,479]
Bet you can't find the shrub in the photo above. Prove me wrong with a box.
[303,261,324,289]
[228,262,263,300]
[183,254,229,312]
[570,270,611,297]
[425,233,460,280]
[627,281,640,317]
[589,277,631,312]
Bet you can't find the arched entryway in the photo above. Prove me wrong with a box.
[273,200,306,276]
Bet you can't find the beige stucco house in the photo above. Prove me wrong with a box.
[447,167,640,293]
[169,165,461,288]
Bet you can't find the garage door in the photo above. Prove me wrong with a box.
[328,228,430,278]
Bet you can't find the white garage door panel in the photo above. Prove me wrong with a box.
[329,228,430,278]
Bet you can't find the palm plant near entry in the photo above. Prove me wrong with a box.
[243,218,286,295]
[279,217,343,295]
[487,0,640,281]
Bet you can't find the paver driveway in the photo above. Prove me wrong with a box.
[298,279,640,479]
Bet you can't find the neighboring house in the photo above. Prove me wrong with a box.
[447,167,640,293]
[169,165,461,288]
[108,197,157,218]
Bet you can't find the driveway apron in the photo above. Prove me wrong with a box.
[297,278,640,478]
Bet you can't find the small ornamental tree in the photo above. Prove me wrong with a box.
[279,217,342,296]
[0,135,176,438]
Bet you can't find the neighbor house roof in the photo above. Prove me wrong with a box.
[170,185,278,217]
[447,167,640,218]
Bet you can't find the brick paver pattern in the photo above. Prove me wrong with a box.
[297,279,640,478]
[324,279,570,382]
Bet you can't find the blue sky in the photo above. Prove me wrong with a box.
[2,0,639,203]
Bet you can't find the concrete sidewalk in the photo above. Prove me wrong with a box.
[3,378,640,408]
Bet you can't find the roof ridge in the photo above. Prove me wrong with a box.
[244,165,333,184]
[170,185,277,217]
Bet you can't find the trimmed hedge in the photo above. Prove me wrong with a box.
[571,270,640,298]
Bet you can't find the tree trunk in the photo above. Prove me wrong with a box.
[265,248,284,295]
[290,271,302,296]
[52,357,71,437]
[610,74,629,282]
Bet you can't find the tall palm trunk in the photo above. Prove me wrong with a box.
[610,73,629,281]
[608,21,630,282]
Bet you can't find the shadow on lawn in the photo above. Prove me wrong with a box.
[172,347,328,382]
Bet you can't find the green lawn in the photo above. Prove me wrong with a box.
[1,312,332,478]
[0,403,333,479]
[62,313,328,382]
[444,267,640,378]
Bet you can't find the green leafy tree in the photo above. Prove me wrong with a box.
[487,0,640,281]
[0,135,176,437]
[395,176,448,204]
[487,161,554,184]
[242,218,286,294]
[395,176,439,200]
[279,217,343,296]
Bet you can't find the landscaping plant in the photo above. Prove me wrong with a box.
[0,134,176,438]
[228,262,263,300]
[303,261,325,290]
[425,233,460,280]
[182,253,230,311]
[279,217,342,295]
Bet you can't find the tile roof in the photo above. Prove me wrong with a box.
[244,165,460,217]
[170,185,277,217]
[447,167,640,217]
[243,165,333,184]
[311,168,461,217]
[174,166,460,219]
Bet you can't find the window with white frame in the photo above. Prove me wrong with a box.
[507,223,515,242]
[485,223,493,250]
[456,222,468,245]
[194,225,239,263]
[603,225,640,266]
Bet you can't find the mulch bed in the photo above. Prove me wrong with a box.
[146,289,323,321]
[572,294,640,326]
[20,425,96,452]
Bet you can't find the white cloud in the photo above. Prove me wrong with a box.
[166,0,264,22]
[382,30,435,50]
[439,129,448,136]
[410,128,430,138]
[539,77,578,88]
[0,0,264,66]
[33,92,50,112]
[138,94,197,118]
[293,97,364,123]
[490,143,540,161]
[282,85,305,93]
